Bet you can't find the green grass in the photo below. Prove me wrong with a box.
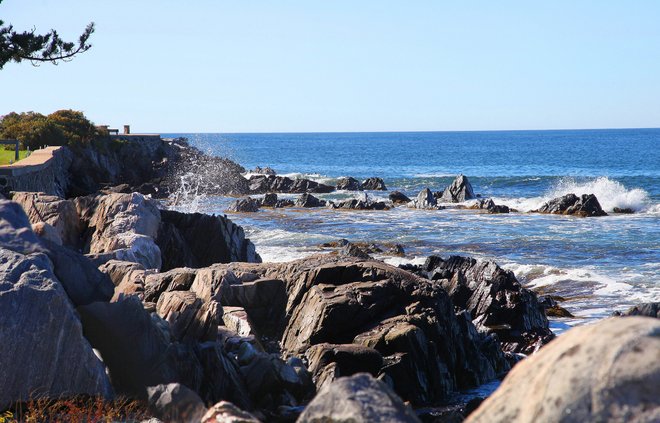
[0,149,29,165]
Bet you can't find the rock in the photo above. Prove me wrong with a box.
[331,196,390,210]
[389,191,411,204]
[227,197,261,213]
[305,343,383,381]
[341,242,373,260]
[249,175,334,194]
[441,175,476,203]
[470,198,510,214]
[147,383,208,423]
[75,193,162,269]
[361,177,387,191]
[534,193,608,217]
[143,267,198,302]
[387,244,405,256]
[408,188,442,210]
[12,191,80,247]
[223,306,256,337]
[617,302,660,318]
[297,373,420,423]
[100,259,148,287]
[0,200,113,408]
[422,255,553,354]
[156,209,261,272]
[296,193,327,208]
[613,207,635,214]
[336,177,362,191]
[538,296,574,318]
[258,193,278,207]
[466,317,660,423]
[202,401,261,423]
[156,291,220,343]
[251,166,276,176]
[31,221,62,245]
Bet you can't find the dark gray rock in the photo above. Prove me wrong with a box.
[341,242,373,260]
[470,198,510,214]
[297,373,420,423]
[441,174,476,203]
[305,343,383,380]
[336,177,362,191]
[389,191,411,204]
[251,166,276,175]
[147,383,207,423]
[534,193,607,217]
[227,197,261,213]
[617,302,660,318]
[361,177,387,191]
[408,188,442,210]
[249,175,334,194]
[259,193,278,207]
[613,207,635,214]
[296,193,327,208]
[331,195,390,210]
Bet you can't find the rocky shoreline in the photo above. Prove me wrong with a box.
[0,136,657,422]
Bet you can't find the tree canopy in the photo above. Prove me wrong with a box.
[0,0,94,69]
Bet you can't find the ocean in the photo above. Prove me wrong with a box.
[166,129,660,332]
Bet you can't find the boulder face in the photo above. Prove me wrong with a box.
[441,174,476,203]
[408,188,441,210]
[336,177,362,191]
[470,198,510,214]
[147,383,208,423]
[361,177,387,191]
[0,200,113,408]
[466,317,660,423]
[534,193,607,217]
[389,191,411,204]
[11,192,80,246]
[156,209,261,272]
[298,373,421,423]
[249,175,334,194]
[420,255,553,354]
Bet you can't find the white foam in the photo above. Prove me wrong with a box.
[504,262,632,293]
[382,256,427,267]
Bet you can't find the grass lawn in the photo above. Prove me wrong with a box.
[0,149,29,165]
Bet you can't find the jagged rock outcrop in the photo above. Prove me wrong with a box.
[258,193,294,208]
[249,175,334,194]
[298,373,420,423]
[336,177,362,191]
[250,166,276,176]
[466,317,660,423]
[389,191,411,204]
[11,191,80,246]
[296,193,327,208]
[441,175,476,203]
[226,197,261,213]
[157,209,261,272]
[469,198,510,214]
[331,197,389,210]
[534,193,607,217]
[407,188,443,210]
[419,255,553,354]
[361,177,387,191]
[0,200,113,408]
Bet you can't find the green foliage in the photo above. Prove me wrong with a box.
[0,148,27,165]
[0,109,102,149]
[0,0,94,69]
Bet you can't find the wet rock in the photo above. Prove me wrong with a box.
[296,193,327,208]
[298,373,420,423]
[202,401,261,423]
[249,175,334,194]
[422,255,553,354]
[251,166,276,176]
[617,302,660,318]
[157,209,261,272]
[147,383,207,423]
[227,197,261,213]
[336,177,362,191]
[340,242,373,260]
[0,200,113,408]
[387,244,405,257]
[470,198,510,214]
[408,188,443,210]
[361,177,387,191]
[389,191,411,204]
[538,296,574,318]
[613,207,635,214]
[441,175,476,203]
[534,193,607,217]
[466,317,660,423]
[331,196,390,210]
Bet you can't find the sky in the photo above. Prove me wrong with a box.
[1,1,659,133]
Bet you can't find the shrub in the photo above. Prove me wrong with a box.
[47,109,99,146]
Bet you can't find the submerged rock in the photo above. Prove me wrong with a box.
[534,193,607,217]
[466,317,660,423]
[361,177,387,191]
[226,197,261,213]
[613,206,635,214]
[389,191,411,204]
[298,373,420,423]
[441,174,476,203]
[336,177,362,191]
[470,198,510,214]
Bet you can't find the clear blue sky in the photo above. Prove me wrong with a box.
[1,0,659,133]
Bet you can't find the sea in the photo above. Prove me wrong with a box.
[165,129,660,333]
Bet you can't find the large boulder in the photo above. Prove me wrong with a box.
[249,175,334,194]
[420,255,553,354]
[361,177,387,191]
[407,188,442,210]
[156,209,261,272]
[534,193,607,217]
[0,200,113,408]
[466,317,660,423]
[75,193,162,269]
[297,373,420,423]
[389,191,411,204]
[147,383,208,423]
[11,192,80,246]
[336,177,362,191]
[441,175,476,203]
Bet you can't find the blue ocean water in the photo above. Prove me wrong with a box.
[167,129,660,326]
